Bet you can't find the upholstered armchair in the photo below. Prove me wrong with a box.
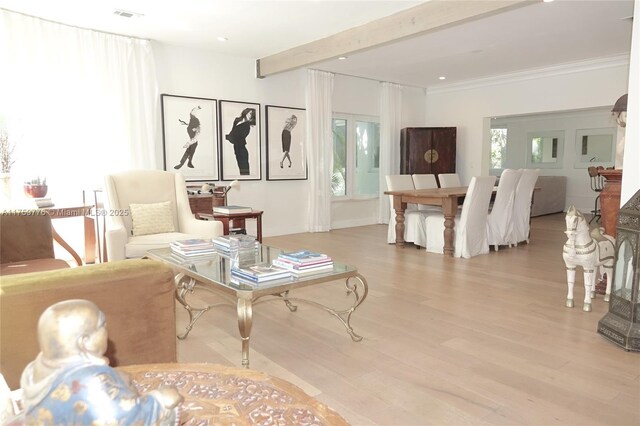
[104,170,223,261]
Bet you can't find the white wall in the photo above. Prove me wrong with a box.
[491,107,617,212]
[152,43,426,236]
[425,59,630,214]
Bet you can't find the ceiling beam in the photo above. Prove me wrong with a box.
[256,0,538,78]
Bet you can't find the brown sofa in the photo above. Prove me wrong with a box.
[0,258,177,389]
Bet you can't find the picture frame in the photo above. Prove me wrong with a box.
[219,100,261,181]
[265,105,307,180]
[161,94,219,181]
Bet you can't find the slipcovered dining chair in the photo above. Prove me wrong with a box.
[423,176,496,258]
[510,168,540,246]
[104,170,223,261]
[411,174,441,213]
[486,169,521,251]
[385,174,425,246]
[437,173,461,188]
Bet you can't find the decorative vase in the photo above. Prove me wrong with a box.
[0,173,11,200]
[23,184,48,198]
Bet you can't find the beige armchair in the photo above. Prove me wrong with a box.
[104,170,223,261]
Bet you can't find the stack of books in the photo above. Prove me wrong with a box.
[213,234,259,256]
[170,238,216,259]
[34,197,54,208]
[213,205,252,215]
[231,264,291,283]
[272,250,334,277]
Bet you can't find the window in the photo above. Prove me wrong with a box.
[332,114,380,198]
[490,127,508,170]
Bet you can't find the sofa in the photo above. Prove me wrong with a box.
[531,175,567,217]
[0,258,177,389]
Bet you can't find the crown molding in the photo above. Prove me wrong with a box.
[426,54,630,95]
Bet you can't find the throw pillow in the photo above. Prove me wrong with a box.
[129,201,175,236]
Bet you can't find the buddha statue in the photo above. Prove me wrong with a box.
[20,299,182,425]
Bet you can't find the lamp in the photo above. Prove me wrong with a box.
[221,180,239,204]
[611,94,627,128]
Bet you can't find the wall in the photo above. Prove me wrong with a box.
[424,57,630,214]
[152,43,426,236]
[491,107,617,212]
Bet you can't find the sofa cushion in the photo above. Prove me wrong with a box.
[129,201,175,236]
[125,232,203,258]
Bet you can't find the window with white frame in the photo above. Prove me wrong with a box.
[332,114,380,198]
[490,127,508,171]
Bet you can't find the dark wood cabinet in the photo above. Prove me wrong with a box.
[187,185,227,215]
[400,127,456,179]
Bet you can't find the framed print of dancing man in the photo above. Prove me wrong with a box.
[161,94,219,181]
[219,100,261,181]
[266,105,307,180]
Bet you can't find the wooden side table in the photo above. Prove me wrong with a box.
[197,210,263,242]
[41,205,96,264]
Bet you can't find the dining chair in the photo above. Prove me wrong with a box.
[486,169,522,251]
[423,175,496,258]
[510,169,540,246]
[385,174,425,246]
[437,173,461,188]
[410,174,442,214]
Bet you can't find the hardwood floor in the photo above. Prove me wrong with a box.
[176,214,640,425]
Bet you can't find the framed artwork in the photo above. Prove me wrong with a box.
[265,105,307,180]
[161,94,219,181]
[219,100,261,181]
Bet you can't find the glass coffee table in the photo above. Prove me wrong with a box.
[146,246,368,368]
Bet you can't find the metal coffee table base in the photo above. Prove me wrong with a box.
[174,273,368,368]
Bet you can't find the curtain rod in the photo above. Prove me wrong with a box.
[309,67,427,91]
[0,8,150,42]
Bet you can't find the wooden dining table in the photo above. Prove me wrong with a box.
[384,186,472,256]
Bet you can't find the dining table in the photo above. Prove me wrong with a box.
[384,186,472,256]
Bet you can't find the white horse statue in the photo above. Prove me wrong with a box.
[562,206,615,311]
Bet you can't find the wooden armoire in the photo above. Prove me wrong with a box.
[400,127,456,178]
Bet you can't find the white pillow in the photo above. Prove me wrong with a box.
[129,201,175,236]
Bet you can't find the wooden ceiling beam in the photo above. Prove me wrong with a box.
[256,0,538,78]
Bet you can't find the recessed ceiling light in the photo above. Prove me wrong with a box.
[217,37,228,42]
[439,76,446,80]
[338,56,347,60]
[113,9,144,18]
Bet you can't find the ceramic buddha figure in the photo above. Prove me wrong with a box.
[20,299,182,425]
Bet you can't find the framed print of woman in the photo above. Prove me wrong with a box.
[266,105,307,180]
[161,94,219,181]
[219,100,261,181]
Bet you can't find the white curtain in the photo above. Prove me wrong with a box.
[378,82,403,223]
[0,10,159,196]
[305,69,334,232]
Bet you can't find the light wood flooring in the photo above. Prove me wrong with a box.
[176,214,640,425]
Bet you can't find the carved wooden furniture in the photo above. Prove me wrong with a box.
[187,185,227,215]
[598,169,623,237]
[119,363,348,425]
[399,127,456,184]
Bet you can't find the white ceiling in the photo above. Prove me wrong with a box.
[0,0,634,89]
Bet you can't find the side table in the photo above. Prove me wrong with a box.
[197,210,263,242]
[118,363,348,425]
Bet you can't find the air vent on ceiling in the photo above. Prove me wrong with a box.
[113,9,143,18]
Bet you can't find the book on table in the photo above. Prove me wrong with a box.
[213,205,252,215]
[170,238,216,257]
[277,250,331,264]
[230,264,291,283]
[272,258,333,270]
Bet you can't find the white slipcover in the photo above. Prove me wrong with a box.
[510,169,540,245]
[104,170,223,260]
[486,169,522,250]
[423,176,496,258]
[438,173,462,188]
[411,174,441,214]
[385,175,425,245]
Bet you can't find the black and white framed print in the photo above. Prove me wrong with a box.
[161,94,219,181]
[266,105,307,180]
[219,100,261,181]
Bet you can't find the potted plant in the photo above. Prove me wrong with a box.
[0,131,14,198]
[24,176,48,198]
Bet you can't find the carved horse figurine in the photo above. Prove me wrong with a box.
[562,206,615,311]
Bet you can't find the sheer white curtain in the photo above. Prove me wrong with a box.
[305,69,334,232]
[378,82,403,223]
[0,10,159,197]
